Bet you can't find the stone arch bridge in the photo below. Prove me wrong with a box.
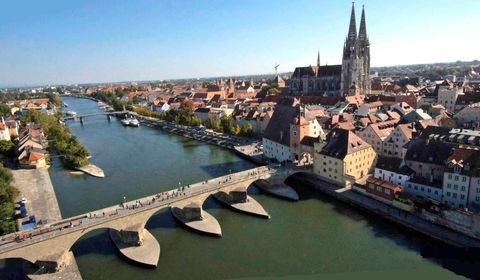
[0,166,273,270]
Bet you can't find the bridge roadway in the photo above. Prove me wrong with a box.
[62,110,128,121]
[0,166,273,267]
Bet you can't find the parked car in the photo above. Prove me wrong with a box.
[20,206,28,218]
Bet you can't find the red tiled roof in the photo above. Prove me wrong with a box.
[28,152,44,162]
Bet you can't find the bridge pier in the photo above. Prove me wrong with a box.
[109,225,160,267]
[214,187,270,218]
[79,117,84,126]
[170,202,222,236]
[107,114,111,122]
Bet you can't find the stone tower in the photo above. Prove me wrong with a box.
[341,3,371,96]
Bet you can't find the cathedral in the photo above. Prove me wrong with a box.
[290,3,371,97]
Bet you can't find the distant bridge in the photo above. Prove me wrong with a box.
[0,166,273,271]
[62,111,129,122]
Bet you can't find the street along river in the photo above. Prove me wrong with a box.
[0,97,476,279]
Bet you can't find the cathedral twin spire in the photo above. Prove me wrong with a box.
[341,2,371,96]
[346,2,368,44]
[347,2,357,41]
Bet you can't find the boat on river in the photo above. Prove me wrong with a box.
[97,101,107,109]
[129,118,140,127]
[66,111,77,117]
[120,118,131,126]
[121,117,140,127]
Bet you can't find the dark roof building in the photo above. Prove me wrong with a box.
[319,128,371,159]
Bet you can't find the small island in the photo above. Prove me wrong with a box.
[21,110,104,177]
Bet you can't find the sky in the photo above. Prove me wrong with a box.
[1,0,479,86]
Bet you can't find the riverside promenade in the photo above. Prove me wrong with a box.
[11,169,82,280]
[290,173,480,249]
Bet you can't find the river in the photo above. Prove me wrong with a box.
[1,97,477,279]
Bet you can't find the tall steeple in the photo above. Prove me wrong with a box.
[358,5,368,43]
[317,50,320,67]
[347,2,357,41]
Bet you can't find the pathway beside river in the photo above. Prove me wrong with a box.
[12,169,82,279]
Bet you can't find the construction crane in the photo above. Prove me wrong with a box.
[274,63,280,75]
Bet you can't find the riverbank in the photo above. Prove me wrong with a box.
[135,114,264,164]
[289,172,480,249]
[11,169,82,279]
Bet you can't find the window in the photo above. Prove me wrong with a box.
[414,186,418,190]
[454,185,458,190]
[408,184,412,189]
[460,195,465,200]
[455,175,459,181]
[293,131,297,136]
[447,192,451,197]
[384,189,391,195]
[434,191,438,195]
[476,196,480,202]
[447,184,451,189]
[379,170,383,174]
[448,174,452,179]
[421,187,425,192]
[453,193,458,198]
[461,186,466,191]
[462,177,467,182]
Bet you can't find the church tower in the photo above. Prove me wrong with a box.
[357,5,371,95]
[341,3,371,96]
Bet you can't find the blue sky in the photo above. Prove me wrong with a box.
[1,0,478,85]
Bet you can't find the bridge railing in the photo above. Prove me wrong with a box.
[0,166,273,253]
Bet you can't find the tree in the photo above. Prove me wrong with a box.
[0,141,14,156]
[233,124,241,135]
[191,116,201,127]
[220,115,235,134]
[0,104,10,118]
[203,118,213,129]
[0,165,17,235]
[241,123,254,137]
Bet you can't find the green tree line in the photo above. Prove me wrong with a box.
[0,165,18,235]
[93,93,254,137]
[21,110,90,169]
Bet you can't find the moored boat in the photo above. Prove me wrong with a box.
[129,118,140,127]
[120,118,131,126]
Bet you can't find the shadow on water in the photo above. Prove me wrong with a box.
[202,195,224,210]
[71,229,117,258]
[144,208,177,230]
[286,173,480,280]
[0,258,37,280]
